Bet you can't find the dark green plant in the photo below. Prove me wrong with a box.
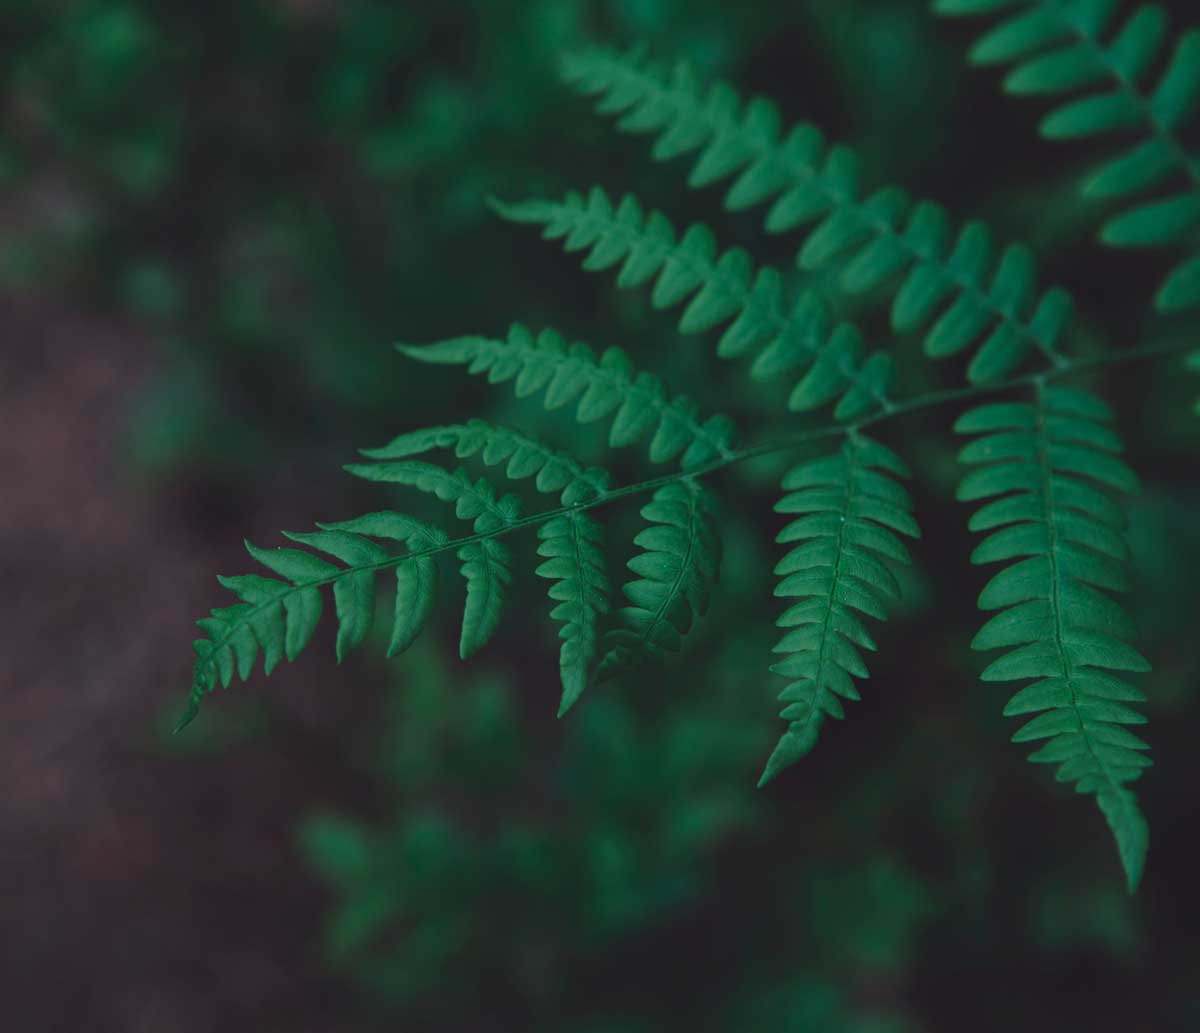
[179,8,1200,892]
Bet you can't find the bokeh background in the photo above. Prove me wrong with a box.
[2,1,1198,1031]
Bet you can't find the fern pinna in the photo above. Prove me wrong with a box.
[957,383,1150,889]
[935,0,1200,312]
[181,34,1200,891]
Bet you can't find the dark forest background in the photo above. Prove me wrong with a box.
[1,1,1198,1031]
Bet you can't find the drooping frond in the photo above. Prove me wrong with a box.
[598,480,722,678]
[935,0,1200,312]
[561,46,1075,383]
[184,512,447,729]
[956,382,1151,890]
[759,433,920,786]
[492,188,894,420]
[399,324,739,468]
[1190,350,1200,412]
[341,461,518,659]
[358,419,611,713]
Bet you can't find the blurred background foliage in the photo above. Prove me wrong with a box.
[2,1,1198,1031]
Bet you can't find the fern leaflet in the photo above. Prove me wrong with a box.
[493,187,894,419]
[360,419,613,504]
[185,513,447,729]
[956,382,1151,890]
[598,480,722,679]
[561,46,1075,383]
[935,0,1200,311]
[759,433,920,785]
[399,324,739,467]
[538,513,610,714]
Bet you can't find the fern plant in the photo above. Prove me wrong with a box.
[180,24,1200,892]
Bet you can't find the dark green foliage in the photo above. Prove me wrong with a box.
[956,383,1150,889]
[761,434,920,784]
[297,652,772,1019]
[936,0,1200,311]
[561,46,1077,383]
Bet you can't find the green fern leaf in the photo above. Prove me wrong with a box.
[398,324,739,467]
[935,0,1200,312]
[343,460,520,658]
[537,513,610,715]
[956,382,1151,891]
[492,187,894,419]
[561,46,1074,381]
[598,480,721,678]
[759,433,920,786]
[183,512,449,730]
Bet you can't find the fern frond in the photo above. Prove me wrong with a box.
[361,418,612,504]
[493,187,894,420]
[342,460,519,658]
[956,382,1151,890]
[361,419,612,712]
[399,324,739,468]
[936,0,1200,311]
[184,512,448,729]
[759,433,920,786]
[598,480,721,678]
[561,46,1075,383]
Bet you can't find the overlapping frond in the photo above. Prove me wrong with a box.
[493,187,894,420]
[561,46,1075,383]
[956,382,1151,890]
[357,419,612,714]
[598,480,721,679]
[936,0,1200,311]
[399,323,739,468]
[759,434,920,785]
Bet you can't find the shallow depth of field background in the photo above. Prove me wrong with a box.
[2,1,1199,1031]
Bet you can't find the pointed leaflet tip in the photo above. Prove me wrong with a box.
[556,671,587,718]
[172,701,200,735]
[1098,788,1149,894]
